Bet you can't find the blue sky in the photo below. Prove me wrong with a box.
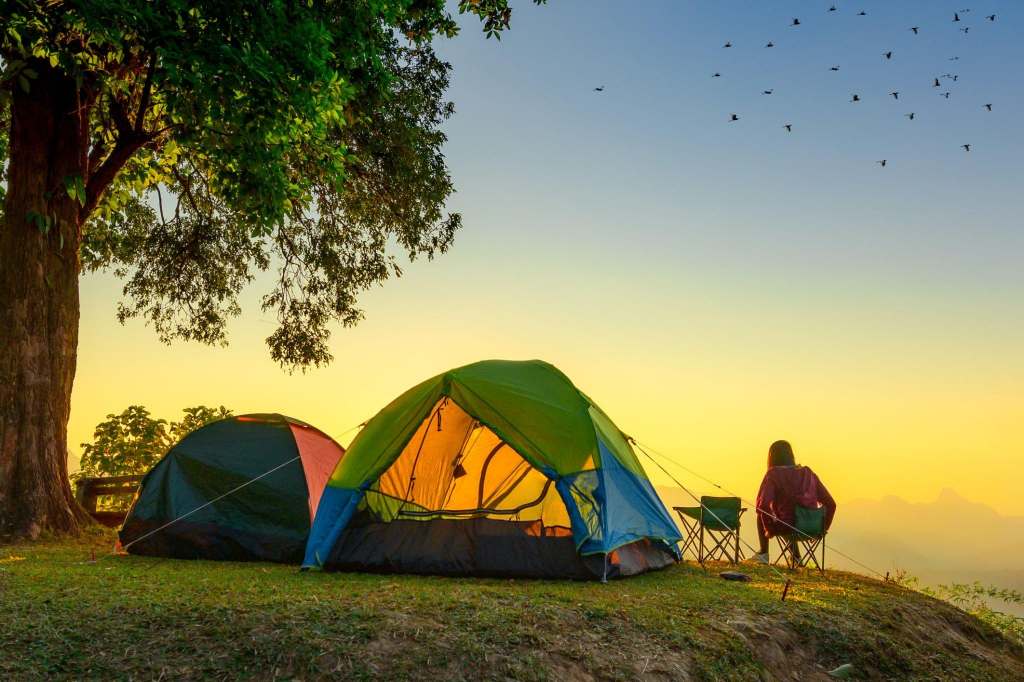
[435,0,1022,280]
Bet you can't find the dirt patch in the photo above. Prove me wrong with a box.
[726,615,835,681]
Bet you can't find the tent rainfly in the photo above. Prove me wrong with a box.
[121,414,344,564]
[304,360,682,579]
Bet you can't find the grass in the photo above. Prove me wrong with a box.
[3,529,1022,681]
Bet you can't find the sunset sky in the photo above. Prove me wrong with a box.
[69,1,1024,516]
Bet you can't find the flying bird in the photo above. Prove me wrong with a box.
[934,77,941,87]
[949,57,960,61]
[891,92,899,99]
[829,5,836,11]
[984,103,992,111]
[850,94,860,102]
[766,41,774,48]
[884,51,892,59]
[878,160,886,167]
[940,92,951,98]
[593,86,604,91]
[791,18,801,26]
[783,124,793,132]
[960,27,970,33]
[905,113,915,120]
[953,12,960,22]
[763,89,774,95]
[830,66,840,71]
[729,114,739,122]
[962,144,970,151]
[987,14,995,21]
[858,11,866,16]
[712,72,721,77]
[910,27,919,34]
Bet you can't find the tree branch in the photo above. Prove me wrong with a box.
[81,139,145,220]
[108,96,133,135]
[172,167,202,216]
[81,82,177,222]
[87,141,107,178]
[135,54,157,132]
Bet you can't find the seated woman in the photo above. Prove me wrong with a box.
[754,440,836,563]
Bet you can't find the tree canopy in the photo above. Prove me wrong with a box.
[1,0,544,368]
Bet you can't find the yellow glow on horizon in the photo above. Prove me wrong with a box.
[67,245,1024,518]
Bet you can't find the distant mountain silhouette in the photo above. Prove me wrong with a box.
[836,488,1024,571]
[655,485,1024,615]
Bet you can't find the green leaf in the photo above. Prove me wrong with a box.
[75,175,87,206]
[63,174,86,206]
[18,75,29,93]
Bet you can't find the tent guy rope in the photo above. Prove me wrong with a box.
[629,439,792,594]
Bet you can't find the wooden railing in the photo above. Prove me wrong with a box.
[74,474,145,528]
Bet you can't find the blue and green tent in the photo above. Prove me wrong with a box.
[305,360,681,579]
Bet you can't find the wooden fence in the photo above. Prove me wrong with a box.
[74,474,145,528]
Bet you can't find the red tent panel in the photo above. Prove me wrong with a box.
[289,424,345,522]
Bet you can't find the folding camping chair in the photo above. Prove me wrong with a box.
[773,504,827,572]
[674,497,746,565]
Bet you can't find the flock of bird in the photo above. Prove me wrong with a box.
[594,6,1002,167]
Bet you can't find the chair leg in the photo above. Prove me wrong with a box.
[705,531,732,563]
[678,518,700,562]
[790,536,826,572]
[772,537,790,568]
[799,540,814,569]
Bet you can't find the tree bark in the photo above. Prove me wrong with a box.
[0,61,94,538]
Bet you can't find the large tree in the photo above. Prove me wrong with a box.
[0,0,542,539]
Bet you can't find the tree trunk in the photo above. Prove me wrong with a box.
[0,61,94,538]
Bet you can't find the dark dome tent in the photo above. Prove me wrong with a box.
[304,360,682,579]
[121,414,344,564]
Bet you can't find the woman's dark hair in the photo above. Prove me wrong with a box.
[768,440,796,469]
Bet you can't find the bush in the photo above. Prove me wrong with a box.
[73,405,232,510]
[923,582,1024,646]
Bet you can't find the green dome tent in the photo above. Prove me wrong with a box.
[121,414,344,564]
[304,360,681,579]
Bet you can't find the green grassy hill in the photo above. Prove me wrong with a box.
[3,531,1022,681]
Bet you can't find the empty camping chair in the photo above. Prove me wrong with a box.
[773,504,827,572]
[674,505,702,561]
[674,496,745,565]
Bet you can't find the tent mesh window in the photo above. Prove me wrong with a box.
[363,400,572,534]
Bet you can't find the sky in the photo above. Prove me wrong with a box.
[69,1,1024,516]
